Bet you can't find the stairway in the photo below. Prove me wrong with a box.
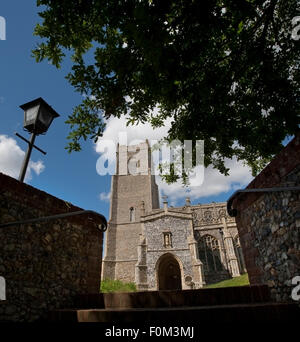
[49,285,300,322]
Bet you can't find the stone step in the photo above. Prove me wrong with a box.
[49,302,300,322]
[73,285,271,309]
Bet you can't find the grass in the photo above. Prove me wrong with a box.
[100,274,249,292]
[100,278,137,293]
[204,273,250,289]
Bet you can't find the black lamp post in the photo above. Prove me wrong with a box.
[18,98,60,182]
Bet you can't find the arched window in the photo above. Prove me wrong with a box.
[129,207,135,222]
[198,235,223,272]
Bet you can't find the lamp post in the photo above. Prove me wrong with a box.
[17,98,60,183]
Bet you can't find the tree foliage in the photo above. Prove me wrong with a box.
[33,0,300,180]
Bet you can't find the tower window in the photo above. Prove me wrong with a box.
[129,207,135,222]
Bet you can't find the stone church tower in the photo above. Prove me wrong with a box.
[102,141,160,283]
[102,141,246,290]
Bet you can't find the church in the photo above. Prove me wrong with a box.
[102,141,246,290]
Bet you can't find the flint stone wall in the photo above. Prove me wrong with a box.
[144,215,193,290]
[234,132,300,302]
[0,172,103,321]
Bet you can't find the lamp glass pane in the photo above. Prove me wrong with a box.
[39,106,53,128]
[25,105,39,123]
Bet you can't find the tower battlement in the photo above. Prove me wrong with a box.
[117,141,151,176]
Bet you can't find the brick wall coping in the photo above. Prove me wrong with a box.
[0,172,107,230]
[232,131,300,214]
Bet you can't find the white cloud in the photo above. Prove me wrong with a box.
[96,114,172,154]
[29,160,45,177]
[95,116,253,204]
[95,113,173,171]
[99,191,111,203]
[157,157,253,204]
[0,135,45,181]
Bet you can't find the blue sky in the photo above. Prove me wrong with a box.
[0,1,111,219]
[0,1,288,221]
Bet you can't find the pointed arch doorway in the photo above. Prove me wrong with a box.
[157,253,182,290]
